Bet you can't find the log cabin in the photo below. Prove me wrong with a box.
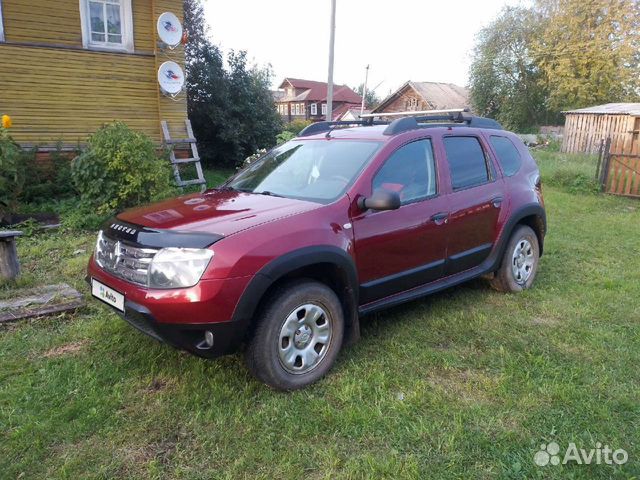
[0,0,188,158]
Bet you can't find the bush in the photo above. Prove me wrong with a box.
[276,130,295,145]
[283,120,312,136]
[0,126,26,223]
[21,142,77,204]
[71,122,175,215]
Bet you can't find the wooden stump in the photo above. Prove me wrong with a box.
[0,231,23,281]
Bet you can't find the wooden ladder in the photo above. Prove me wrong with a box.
[161,120,207,192]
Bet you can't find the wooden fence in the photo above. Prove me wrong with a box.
[596,136,640,198]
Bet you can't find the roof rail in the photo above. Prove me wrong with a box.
[361,109,502,135]
[297,119,386,137]
[360,108,468,119]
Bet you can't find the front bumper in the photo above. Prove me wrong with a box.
[86,256,253,358]
[117,298,248,358]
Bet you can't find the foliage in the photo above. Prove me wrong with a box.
[0,126,26,222]
[282,119,312,136]
[20,142,77,205]
[59,199,109,231]
[238,148,267,171]
[469,6,557,131]
[70,122,174,215]
[184,0,282,169]
[470,0,640,130]
[535,149,600,194]
[533,0,640,111]
[354,83,381,109]
[276,130,296,145]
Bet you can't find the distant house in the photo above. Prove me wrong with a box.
[0,0,189,157]
[562,103,640,154]
[372,81,470,114]
[337,107,371,122]
[275,78,363,122]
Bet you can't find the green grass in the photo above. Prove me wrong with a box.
[1,151,639,479]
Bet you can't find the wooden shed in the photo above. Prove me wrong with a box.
[562,103,640,154]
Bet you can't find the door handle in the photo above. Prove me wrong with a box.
[430,212,449,225]
[491,196,504,208]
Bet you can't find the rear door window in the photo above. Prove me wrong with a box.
[490,136,522,176]
[443,136,491,190]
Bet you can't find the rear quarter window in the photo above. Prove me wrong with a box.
[490,136,522,177]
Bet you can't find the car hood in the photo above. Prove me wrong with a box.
[116,190,322,237]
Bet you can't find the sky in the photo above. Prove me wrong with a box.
[203,0,521,97]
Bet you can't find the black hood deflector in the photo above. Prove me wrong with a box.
[102,219,224,249]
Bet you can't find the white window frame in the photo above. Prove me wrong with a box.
[79,0,134,53]
[301,103,305,115]
[0,0,5,42]
[321,103,327,116]
[295,104,300,115]
[310,103,317,115]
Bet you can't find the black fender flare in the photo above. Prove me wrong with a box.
[490,203,547,271]
[231,245,361,345]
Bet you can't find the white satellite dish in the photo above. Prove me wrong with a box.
[157,12,183,48]
[158,61,185,96]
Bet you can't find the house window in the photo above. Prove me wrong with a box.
[405,97,419,110]
[80,0,134,52]
[310,103,317,115]
[295,104,300,115]
[301,103,305,115]
[0,0,4,42]
[321,103,327,115]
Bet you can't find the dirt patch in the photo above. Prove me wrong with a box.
[531,316,560,326]
[43,341,87,358]
[427,368,501,404]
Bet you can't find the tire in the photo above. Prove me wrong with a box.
[490,225,540,293]
[245,280,344,390]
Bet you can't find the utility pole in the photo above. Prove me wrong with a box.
[360,64,369,115]
[326,0,336,121]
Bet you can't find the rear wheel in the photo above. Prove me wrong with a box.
[490,225,540,292]
[245,280,344,390]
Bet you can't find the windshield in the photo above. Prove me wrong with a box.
[226,139,382,203]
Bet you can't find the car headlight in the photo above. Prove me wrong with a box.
[94,230,107,268]
[148,248,214,289]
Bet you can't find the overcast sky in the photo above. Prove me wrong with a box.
[203,0,520,96]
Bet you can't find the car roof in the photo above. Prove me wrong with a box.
[295,124,507,142]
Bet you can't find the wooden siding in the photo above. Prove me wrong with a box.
[562,113,637,154]
[0,0,187,147]
[376,86,431,113]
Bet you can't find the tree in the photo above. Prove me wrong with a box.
[469,6,556,131]
[533,0,640,111]
[183,0,282,168]
[354,84,381,109]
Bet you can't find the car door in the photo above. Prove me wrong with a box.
[351,138,449,304]
[441,134,504,275]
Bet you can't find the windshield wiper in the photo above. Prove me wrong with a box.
[217,185,252,193]
[257,190,285,198]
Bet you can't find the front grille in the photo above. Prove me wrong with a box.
[95,232,157,286]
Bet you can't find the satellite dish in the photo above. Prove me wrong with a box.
[158,61,185,96]
[157,12,183,48]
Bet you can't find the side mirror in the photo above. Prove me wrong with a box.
[357,189,401,211]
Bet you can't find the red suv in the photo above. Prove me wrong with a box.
[87,110,546,390]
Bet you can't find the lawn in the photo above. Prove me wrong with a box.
[1,151,639,479]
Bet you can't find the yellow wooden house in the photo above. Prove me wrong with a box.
[0,0,188,153]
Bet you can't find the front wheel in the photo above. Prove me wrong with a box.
[490,225,540,292]
[245,280,344,390]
